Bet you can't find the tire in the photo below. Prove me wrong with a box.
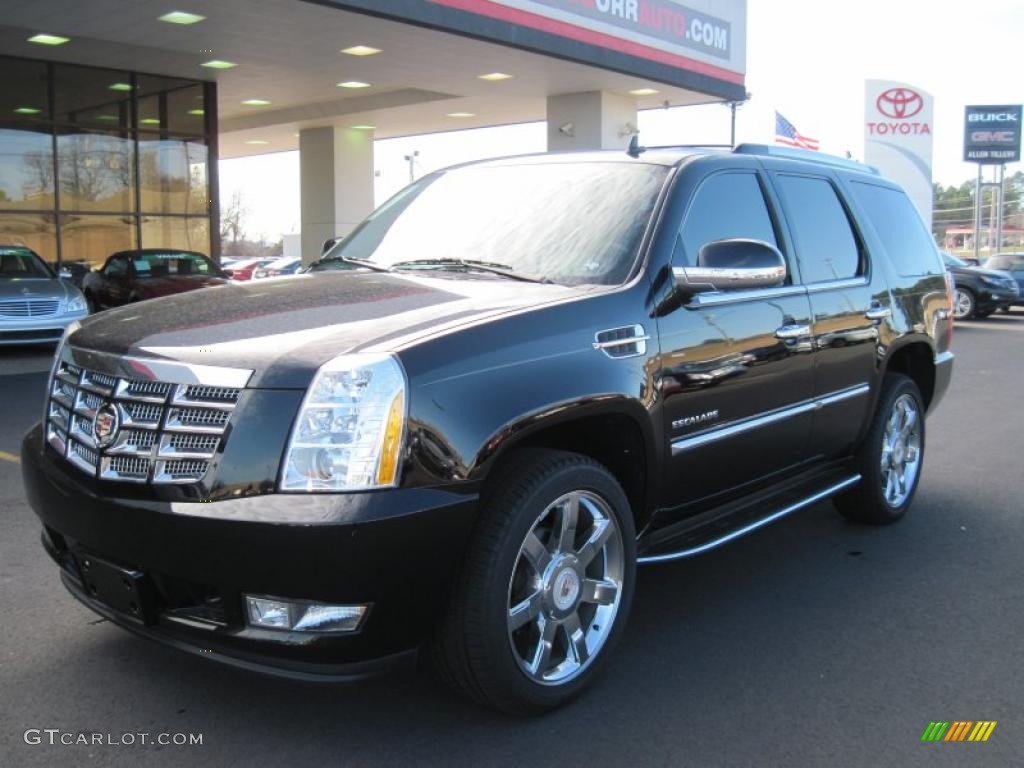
[84,292,99,314]
[432,448,636,714]
[976,308,993,319]
[952,287,976,320]
[834,374,925,525]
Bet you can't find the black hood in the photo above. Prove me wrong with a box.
[69,272,586,387]
[949,265,1013,280]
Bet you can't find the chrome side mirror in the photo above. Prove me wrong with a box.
[673,238,787,296]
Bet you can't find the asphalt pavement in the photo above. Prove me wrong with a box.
[0,315,1021,767]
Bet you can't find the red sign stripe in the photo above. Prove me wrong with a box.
[428,0,745,86]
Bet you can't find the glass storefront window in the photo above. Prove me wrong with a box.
[137,76,205,135]
[59,213,136,270]
[53,64,133,131]
[141,216,210,256]
[138,136,208,215]
[0,58,49,124]
[0,212,58,263]
[0,128,56,210]
[57,131,135,212]
[0,56,215,269]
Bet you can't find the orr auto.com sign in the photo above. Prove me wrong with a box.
[963,105,1022,164]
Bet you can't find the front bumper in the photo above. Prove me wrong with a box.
[22,424,478,680]
[977,288,1019,311]
[0,309,87,345]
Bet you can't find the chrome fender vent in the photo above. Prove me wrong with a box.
[593,324,650,359]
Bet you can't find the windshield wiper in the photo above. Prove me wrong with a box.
[390,258,550,284]
[308,255,392,273]
[338,256,392,272]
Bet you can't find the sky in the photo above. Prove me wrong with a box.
[220,0,1024,241]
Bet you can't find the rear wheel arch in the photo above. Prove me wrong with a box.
[882,340,936,410]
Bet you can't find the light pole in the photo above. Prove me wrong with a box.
[404,150,419,183]
[725,93,750,148]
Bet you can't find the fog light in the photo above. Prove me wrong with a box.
[244,595,367,633]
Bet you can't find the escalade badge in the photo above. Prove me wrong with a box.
[672,410,720,430]
[92,403,121,449]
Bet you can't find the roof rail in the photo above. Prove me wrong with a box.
[734,143,879,175]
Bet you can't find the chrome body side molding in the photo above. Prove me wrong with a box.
[671,383,870,455]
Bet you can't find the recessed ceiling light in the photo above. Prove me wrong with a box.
[14,107,42,115]
[108,83,133,92]
[629,88,659,96]
[188,108,205,116]
[140,118,161,125]
[337,81,370,89]
[350,124,376,130]
[27,33,69,46]
[242,99,271,106]
[478,72,512,81]
[341,45,381,56]
[446,112,475,118]
[158,11,206,25]
[201,60,237,69]
[245,139,269,145]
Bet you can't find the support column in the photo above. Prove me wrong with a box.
[546,91,637,152]
[299,126,374,263]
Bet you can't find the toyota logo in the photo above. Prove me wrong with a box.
[876,88,923,120]
[92,403,121,449]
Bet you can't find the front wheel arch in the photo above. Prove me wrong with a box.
[472,402,659,532]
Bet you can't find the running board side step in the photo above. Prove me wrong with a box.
[636,474,862,565]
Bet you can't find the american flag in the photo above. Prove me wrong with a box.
[775,112,819,151]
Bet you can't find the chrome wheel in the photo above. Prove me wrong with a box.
[953,288,974,320]
[880,393,921,507]
[507,490,624,686]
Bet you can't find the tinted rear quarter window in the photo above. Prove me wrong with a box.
[849,181,941,277]
[775,175,861,284]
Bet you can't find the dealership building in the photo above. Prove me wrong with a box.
[0,0,747,270]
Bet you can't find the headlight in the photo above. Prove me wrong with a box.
[280,353,407,491]
[65,293,87,313]
[979,275,1003,288]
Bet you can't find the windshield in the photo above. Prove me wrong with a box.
[132,251,222,278]
[984,255,1023,271]
[0,246,54,279]
[942,252,967,268]
[317,162,669,285]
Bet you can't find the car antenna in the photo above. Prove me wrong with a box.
[626,133,645,158]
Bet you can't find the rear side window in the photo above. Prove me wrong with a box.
[674,172,778,267]
[775,175,861,284]
[849,182,941,276]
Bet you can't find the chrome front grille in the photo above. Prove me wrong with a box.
[45,358,242,485]
[0,299,60,317]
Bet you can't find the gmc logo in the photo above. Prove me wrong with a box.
[971,131,1015,142]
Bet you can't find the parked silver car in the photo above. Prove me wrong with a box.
[0,246,89,345]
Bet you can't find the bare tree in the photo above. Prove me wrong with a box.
[220,189,249,248]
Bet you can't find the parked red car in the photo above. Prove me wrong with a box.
[82,250,229,311]
[222,257,275,281]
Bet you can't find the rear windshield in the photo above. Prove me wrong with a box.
[132,252,220,278]
[0,246,53,279]
[318,162,669,285]
[849,182,942,277]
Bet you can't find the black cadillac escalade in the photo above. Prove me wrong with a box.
[22,144,954,714]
